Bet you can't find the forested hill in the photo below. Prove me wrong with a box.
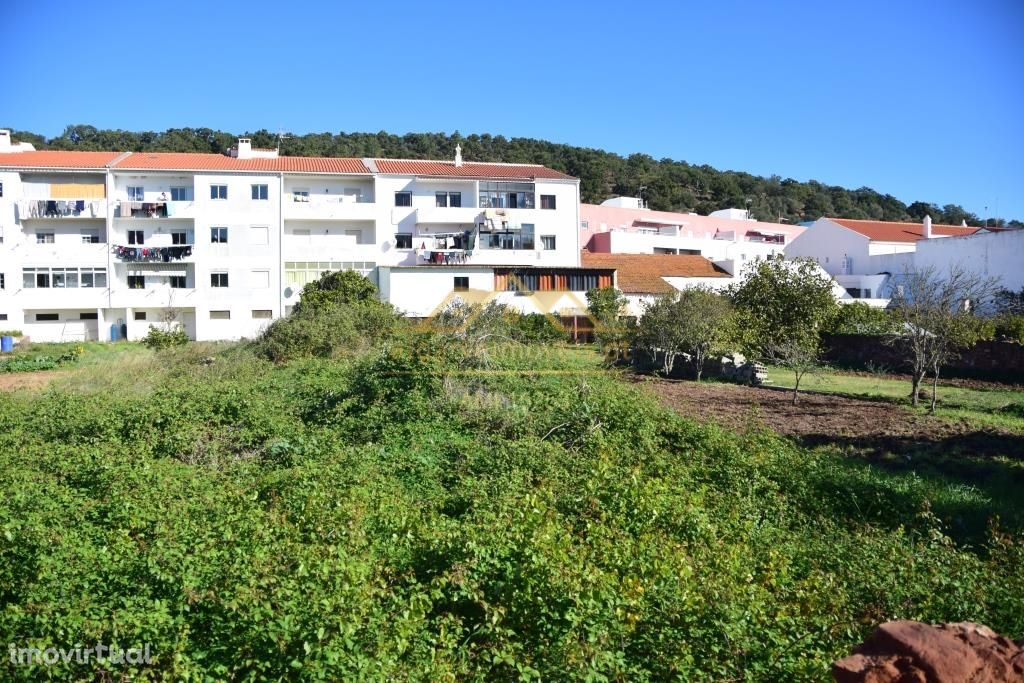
[9,125,1020,227]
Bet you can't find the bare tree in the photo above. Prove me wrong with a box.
[763,335,821,405]
[888,264,1001,412]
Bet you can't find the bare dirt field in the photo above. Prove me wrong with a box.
[635,376,1024,461]
[0,370,66,392]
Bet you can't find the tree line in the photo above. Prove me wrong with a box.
[8,124,1021,228]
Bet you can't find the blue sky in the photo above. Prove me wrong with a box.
[3,0,1022,219]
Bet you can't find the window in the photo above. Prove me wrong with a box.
[249,270,270,288]
[36,232,55,244]
[128,230,144,245]
[171,231,187,245]
[541,235,556,250]
[435,192,462,208]
[0,182,3,197]
[540,194,556,210]
[479,181,535,209]
[209,310,231,320]
[169,276,187,289]
[210,227,228,243]
[210,184,228,200]
[81,229,100,244]
[344,229,363,244]
[293,189,309,201]
[394,192,412,207]
[134,312,147,321]
[170,186,193,201]
[52,268,78,288]
[36,313,59,322]
[454,276,469,292]
[79,312,98,320]
[127,186,144,201]
[251,184,269,200]
[23,269,50,288]
[211,272,229,288]
[127,275,146,289]
[252,309,273,319]
[0,273,4,289]
[81,269,107,288]
[395,233,412,249]
[250,226,269,245]
[580,220,589,229]
[480,223,534,250]
[284,261,376,286]
[0,314,6,321]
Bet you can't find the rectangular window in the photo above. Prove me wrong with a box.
[80,269,107,288]
[52,268,78,288]
[209,310,231,320]
[169,276,187,289]
[292,189,309,201]
[251,184,269,200]
[36,313,59,322]
[170,186,193,201]
[249,270,270,288]
[541,235,556,250]
[478,181,535,209]
[394,192,412,207]
[128,230,144,245]
[0,314,7,321]
[79,312,98,320]
[252,309,273,319]
[36,232,55,244]
[171,231,187,245]
[80,229,100,244]
[210,184,228,200]
[127,275,146,289]
[127,186,144,201]
[211,227,228,243]
[211,272,229,288]
[435,192,448,208]
[395,233,412,249]
[0,273,4,289]
[134,311,147,321]
[250,225,269,245]
[580,220,589,229]
[0,182,3,197]
[454,276,469,292]
[540,195,557,210]
[435,191,462,207]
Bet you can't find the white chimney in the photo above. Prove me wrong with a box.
[0,129,35,153]
[0,129,10,150]
[961,219,968,227]
[231,137,253,159]
[923,215,932,239]
[454,144,463,167]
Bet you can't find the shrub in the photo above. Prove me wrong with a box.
[994,314,1024,343]
[828,301,900,335]
[0,330,24,338]
[142,325,190,350]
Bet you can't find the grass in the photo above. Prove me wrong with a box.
[768,364,1024,432]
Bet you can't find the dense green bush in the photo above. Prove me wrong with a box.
[0,337,1020,680]
[141,325,190,350]
[827,301,900,335]
[993,314,1024,343]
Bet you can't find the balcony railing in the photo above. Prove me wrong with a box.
[283,197,376,221]
[414,206,483,225]
[116,201,193,218]
[113,244,194,262]
[17,199,106,219]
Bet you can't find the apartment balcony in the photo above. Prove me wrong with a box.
[283,197,377,221]
[112,244,195,263]
[115,201,195,219]
[19,241,109,263]
[17,199,107,220]
[109,287,199,309]
[414,206,483,225]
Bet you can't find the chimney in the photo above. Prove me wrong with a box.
[923,215,932,239]
[0,129,10,150]
[961,219,968,227]
[231,137,253,159]
[454,144,463,168]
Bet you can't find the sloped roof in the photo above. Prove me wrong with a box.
[581,252,731,294]
[112,152,371,174]
[0,150,123,169]
[828,218,978,242]
[374,159,575,180]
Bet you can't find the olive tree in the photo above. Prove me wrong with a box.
[635,287,733,380]
[729,257,840,403]
[586,287,633,363]
[888,264,1000,412]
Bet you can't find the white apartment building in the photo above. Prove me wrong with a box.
[0,134,594,341]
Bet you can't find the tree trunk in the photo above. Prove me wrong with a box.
[910,371,923,407]
[792,371,801,405]
[930,370,940,414]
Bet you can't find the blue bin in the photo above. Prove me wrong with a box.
[0,336,13,353]
[110,324,120,342]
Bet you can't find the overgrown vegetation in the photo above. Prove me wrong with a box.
[0,344,83,373]
[141,325,189,350]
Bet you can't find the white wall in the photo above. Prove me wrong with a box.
[784,218,871,275]
[913,230,1024,292]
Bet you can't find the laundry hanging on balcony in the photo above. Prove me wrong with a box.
[114,245,193,262]
[17,199,99,218]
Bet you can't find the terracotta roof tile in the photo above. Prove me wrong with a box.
[112,152,371,174]
[0,151,123,169]
[581,252,731,294]
[828,218,979,242]
[374,159,575,180]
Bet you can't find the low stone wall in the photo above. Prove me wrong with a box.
[822,334,1024,383]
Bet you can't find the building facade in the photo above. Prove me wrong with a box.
[0,135,588,341]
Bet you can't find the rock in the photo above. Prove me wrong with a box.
[833,620,1024,683]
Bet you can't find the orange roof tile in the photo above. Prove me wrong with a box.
[113,152,371,174]
[581,252,731,294]
[374,159,575,180]
[0,150,123,169]
[828,218,979,242]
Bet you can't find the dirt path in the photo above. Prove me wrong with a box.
[635,376,1024,460]
[0,370,68,392]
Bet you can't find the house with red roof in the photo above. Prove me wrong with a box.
[784,216,982,305]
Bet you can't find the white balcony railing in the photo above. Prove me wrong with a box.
[414,206,483,225]
[283,197,377,221]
